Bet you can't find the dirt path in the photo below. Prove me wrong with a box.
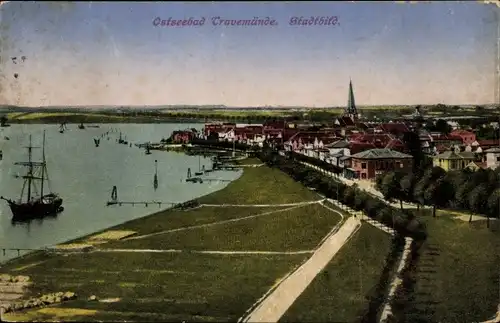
[93,249,314,255]
[200,200,323,208]
[125,204,315,241]
[240,216,361,323]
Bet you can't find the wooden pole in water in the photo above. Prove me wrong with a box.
[153,160,158,189]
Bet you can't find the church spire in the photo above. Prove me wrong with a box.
[345,79,358,120]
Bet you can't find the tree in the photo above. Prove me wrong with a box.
[435,119,452,134]
[342,186,357,207]
[354,191,369,211]
[423,178,450,217]
[486,188,500,228]
[402,131,424,172]
[400,174,416,203]
[413,177,429,210]
[380,172,405,209]
[468,184,490,223]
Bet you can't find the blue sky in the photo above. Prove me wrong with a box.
[0,1,497,107]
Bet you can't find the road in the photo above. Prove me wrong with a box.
[241,216,361,323]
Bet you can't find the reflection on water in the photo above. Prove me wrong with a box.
[0,123,241,263]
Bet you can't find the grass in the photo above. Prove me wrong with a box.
[105,203,341,251]
[2,252,306,322]
[0,166,338,322]
[279,223,393,322]
[234,157,263,165]
[98,206,282,237]
[198,167,321,205]
[404,212,500,323]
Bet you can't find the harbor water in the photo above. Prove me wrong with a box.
[0,123,241,263]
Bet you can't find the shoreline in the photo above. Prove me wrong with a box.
[0,167,243,268]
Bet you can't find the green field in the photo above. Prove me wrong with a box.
[106,203,341,251]
[404,213,499,323]
[0,166,347,322]
[280,223,393,322]
[3,252,306,322]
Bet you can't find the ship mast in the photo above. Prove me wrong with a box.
[15,134,44,203]
[40,130,46,197]
[26,135,33,202]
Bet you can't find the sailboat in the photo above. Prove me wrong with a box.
[78,122,85,129]
[94,138,100,147]
[1,131,64,221]
[145,145,152,155]
[59,123,65,134]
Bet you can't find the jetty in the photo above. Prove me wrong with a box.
[106,201,179,207]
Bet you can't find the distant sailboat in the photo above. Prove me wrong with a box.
[59,123,65,134]
[145,145,152,155]
[78,122,85,129]
[94,138,100,147]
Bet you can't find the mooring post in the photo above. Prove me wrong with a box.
[111,186,118,202]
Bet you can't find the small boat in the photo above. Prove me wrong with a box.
[1,131,64,222]
[78,123,85,129]
[145,146,152,155]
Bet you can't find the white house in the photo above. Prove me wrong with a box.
[485,148,500,169]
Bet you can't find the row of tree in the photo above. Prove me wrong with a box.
[259,149,427,240]
[376,166,500,226]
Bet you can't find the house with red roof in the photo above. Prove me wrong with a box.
[450,129,476,146]
[350,148,413,180]
[375,123,410,136]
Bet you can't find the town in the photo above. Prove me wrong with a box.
[170,81,500,181]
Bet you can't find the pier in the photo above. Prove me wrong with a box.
[106,201,179,207]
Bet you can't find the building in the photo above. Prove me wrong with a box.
[350,148,413,180]
[334,80,358,128]
[432,150,476,171]
[484,148,500,169]
[450,129,476,146]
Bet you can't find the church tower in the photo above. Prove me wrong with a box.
[344,79,358,121]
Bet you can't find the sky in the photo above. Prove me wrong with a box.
[0,1,497,107]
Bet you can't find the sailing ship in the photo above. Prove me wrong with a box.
[1,131,64,221]
[78,122,85,129]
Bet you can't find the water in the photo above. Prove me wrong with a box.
[0,124,241,263]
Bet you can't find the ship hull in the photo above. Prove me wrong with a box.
[7,195,63,221]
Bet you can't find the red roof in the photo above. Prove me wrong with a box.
[376,123,410,135]
[451,129,475,137]
[436,144,451,153]
[431,134,463,141]
[477,139,499,147]
[349,141,377,154]
[385,138,406,150]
